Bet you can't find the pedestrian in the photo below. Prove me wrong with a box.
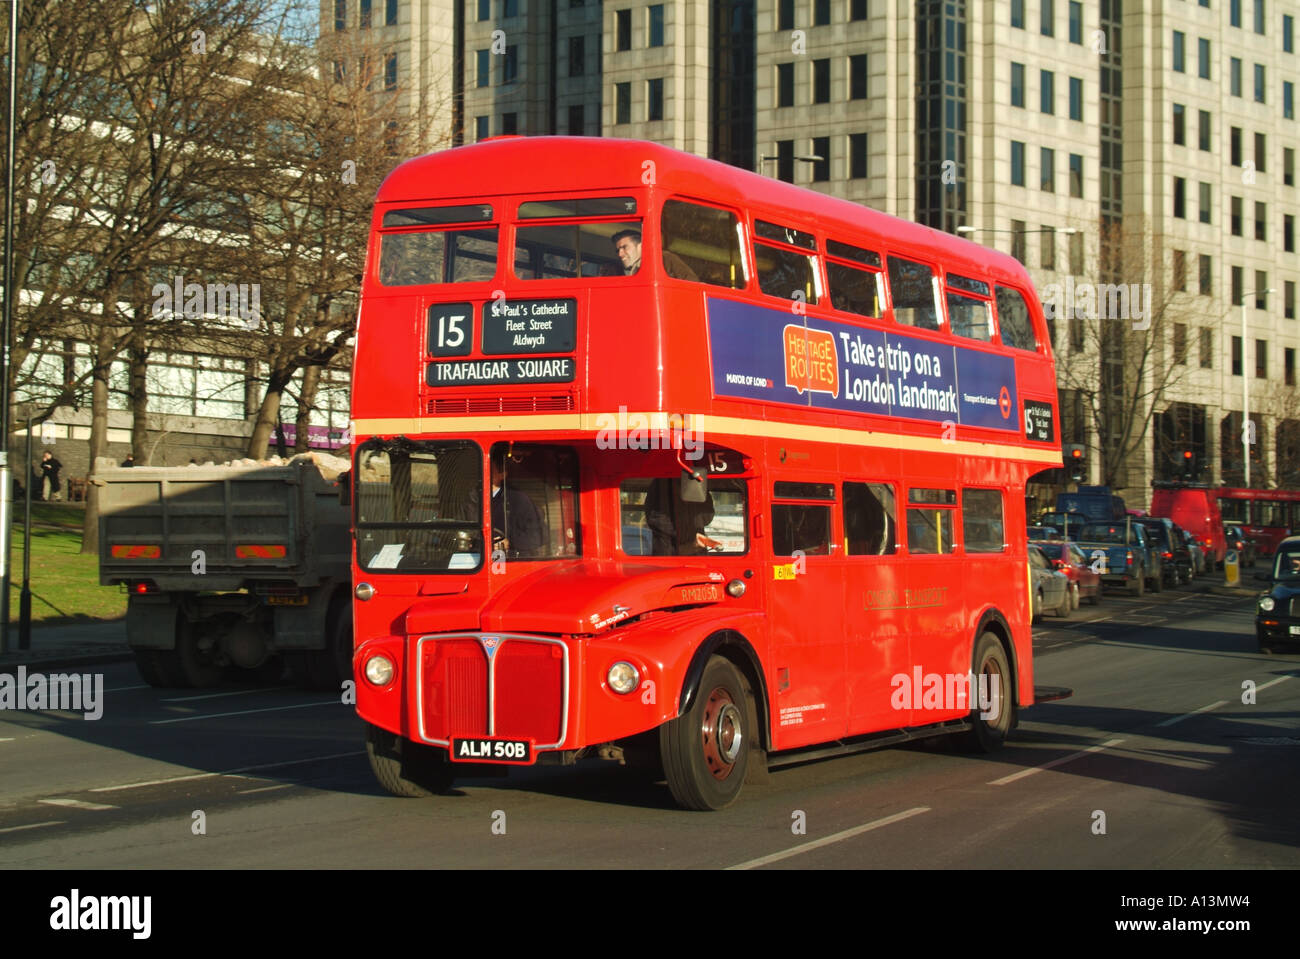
[121,453,135,468]
[40,450,64,502]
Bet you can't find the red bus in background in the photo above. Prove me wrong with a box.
[347,137,1064,810]
[1217,487,1300,558]
[1150,482,1226,568]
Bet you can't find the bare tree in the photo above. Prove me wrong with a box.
[234,21,444,458]
[1049,220,1201,492]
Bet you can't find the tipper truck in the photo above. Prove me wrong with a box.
[95,456,352,690]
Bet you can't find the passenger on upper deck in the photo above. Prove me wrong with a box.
[612,229,642,275]
[603,229,699,281]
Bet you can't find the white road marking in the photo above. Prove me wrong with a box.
[150,700,338,725]
[90,750,365,793]
[0,738,14,742]
[161,688,274,703]
[726,807,931,870]
[1254,674,1296,693]
[0,821,66,834]
[237,783,294,795]
[1155,701,1228,728]
[989,738,1125,786]
[104,685,150,693]
[38,798,117,811]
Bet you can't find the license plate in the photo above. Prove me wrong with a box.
[266,595,309,606]
[451,738,533,764]
[1289,626,1300,635]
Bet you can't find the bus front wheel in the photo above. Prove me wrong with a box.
[963,632,1014,753]
[365,722,454,798]
[660,656,752,811]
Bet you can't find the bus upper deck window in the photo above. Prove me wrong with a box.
[886,256,941,331]
[947,291,992,342]
[513,219,642,280]
[995,285,1038,351]
[379,228,499,286]
[826,240,884,318]
[660,199,745,289]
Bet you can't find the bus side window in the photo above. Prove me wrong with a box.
[962,488,1005,552]
[995,285,1038,352]
[906,487,957,554]
[753,241,818,303]
[772,503,832,557]
[886,255,941,330]
[660,199,745,289]
[844,482,896,554]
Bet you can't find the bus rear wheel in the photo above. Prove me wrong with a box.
[365,722,454,798]
[962,632,1014,753]
[659,656,752,810]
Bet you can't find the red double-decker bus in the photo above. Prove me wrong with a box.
[348,137,1063,809]
[1217,487,1300,557]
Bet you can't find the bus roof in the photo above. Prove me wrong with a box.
[376,136,1035,291]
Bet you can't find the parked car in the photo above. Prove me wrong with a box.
[1151,482,1226,569]
[1028,544,1072,621]
[1180,528,1206,576]
[1028,525,1060,542]
[1075,520,1163,596]
[1253,535,1300,651]
[1139,517,1193,587]
[1224,523,1257,567]
[1036,540,1104,607]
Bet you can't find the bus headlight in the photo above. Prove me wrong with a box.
[607,661,639,694]
[726,579,746,597]
[355,582,376,601]
[364,654,395,686]
[1259,596,1276,612]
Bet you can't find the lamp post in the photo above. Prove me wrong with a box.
[756,152,824,177]
[0,1,20,654]
[1242,287,1276,488]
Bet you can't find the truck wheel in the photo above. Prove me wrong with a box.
[1149,569,1162,592]
[133,648,187,688]
[1090,584,1103,606]
[659,656,752,810]
[962,632,1014,752]
[175,619,224,688]
[1069,583,1080,610]
[365,722,454,797]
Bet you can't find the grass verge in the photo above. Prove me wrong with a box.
[6,502,125,625]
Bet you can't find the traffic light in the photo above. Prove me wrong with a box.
[1180,449,1195,480]
[1066,444,1086,482]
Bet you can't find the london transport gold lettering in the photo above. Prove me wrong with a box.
[864,586,949,610]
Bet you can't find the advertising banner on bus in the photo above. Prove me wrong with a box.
[707,297,1019,432]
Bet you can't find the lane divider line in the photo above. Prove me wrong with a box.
[150,701,338,725]
[38,798,117,811]
[1155,701,1228,728]
[0,821,66,834]
[237,783,295,795]
[726,806,931,870]
[90,750,366,793]
[161,688,281,703]
[988,738,1125,786]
